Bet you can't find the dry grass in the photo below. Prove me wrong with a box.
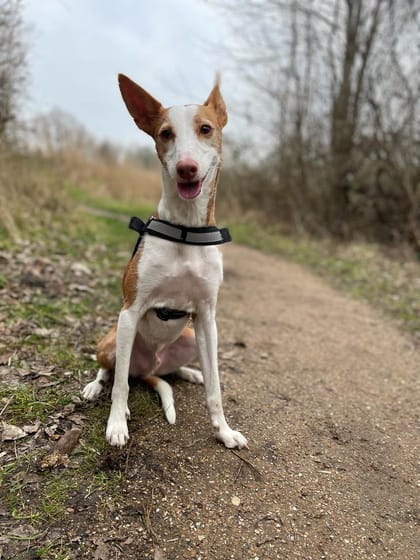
[0,146,161,241]
[0,149,71,240]
[57,149,161,205]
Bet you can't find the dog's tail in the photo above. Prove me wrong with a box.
[144,376,176,425]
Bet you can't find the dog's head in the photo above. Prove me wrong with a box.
[118,74,227,201]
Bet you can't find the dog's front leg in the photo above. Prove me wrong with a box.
[106,308,137,446]
[195,305,248,449]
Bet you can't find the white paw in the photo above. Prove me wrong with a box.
[177,366,204,384]
[217,428,248,449]
[82,380,103,401]
[106,412,130,447]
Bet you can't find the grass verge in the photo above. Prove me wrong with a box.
[0,195,159,558]
[231,222,419,341]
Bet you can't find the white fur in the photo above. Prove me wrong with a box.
[152,377,176,424]
[157,105,220,226]
[82,368,110,400]
[177,366,203,384]
[103,103,247,449]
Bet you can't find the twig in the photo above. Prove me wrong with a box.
[234,462,244,483]
[0,394,14,417]
[230,449,263,480]
[125,439,133,475]
[141,489,159,543]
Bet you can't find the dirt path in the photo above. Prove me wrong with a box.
[2,241,418,559]
[67,243,418,560]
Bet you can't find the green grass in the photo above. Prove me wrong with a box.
[66,182,155,218]
[0,191,160,543]
[0,385,65,425]
[230,222,419,337]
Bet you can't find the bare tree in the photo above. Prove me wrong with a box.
[328,0,383,231]
[211,0,420,246]
[0,0,27,139]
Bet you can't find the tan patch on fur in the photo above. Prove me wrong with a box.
[96,323,117,370]
[181,325,195,338]
[118,74,165,138]
[122,248,142,308]
[193,106,224,226]
[143,376,159,388]
[152,109,174,164]
[194,106,223,151]
[203,80,228,129]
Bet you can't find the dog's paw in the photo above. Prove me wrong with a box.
[106,414,130,447]
[177,366,204,384]
[217,428,248,449]
[82,380,103,401]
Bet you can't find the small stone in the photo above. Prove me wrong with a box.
[231,496,241,506]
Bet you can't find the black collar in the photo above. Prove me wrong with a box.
[129,216,231,255]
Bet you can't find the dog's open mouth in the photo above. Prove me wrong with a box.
[177,180,203,200]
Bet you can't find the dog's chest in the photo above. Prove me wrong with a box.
[137,237,223,307]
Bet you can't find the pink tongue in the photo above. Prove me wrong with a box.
[177,181,202,199]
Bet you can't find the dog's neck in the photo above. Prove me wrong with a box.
[157,163,220,227]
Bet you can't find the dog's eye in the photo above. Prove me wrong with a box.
[160,128,173,140]
[200,124,212,135]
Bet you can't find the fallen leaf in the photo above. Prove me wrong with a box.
[40,451,70,470]
[35,377,60,388]
[22,420,41,434]
[94,540,110,560]
[71,262,92,276]
[0,352,12,365]
[1,422,27,441]
[33,327,55,337]
[40,428,82,470]
[63,403,76,415]
[6,523,37,540]
[54,428,82,454]
[45,424,60,439]
[67,413,87,426]
[12,471,41,486]
[70,283,92,293]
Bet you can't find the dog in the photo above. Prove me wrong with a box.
[82,74,247,450]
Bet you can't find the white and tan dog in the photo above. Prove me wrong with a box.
[82,74,247,450]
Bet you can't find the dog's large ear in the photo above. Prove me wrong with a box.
[118,74,163,136]
[204,74,228,129]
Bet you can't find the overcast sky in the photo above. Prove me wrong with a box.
[23,0,232,148]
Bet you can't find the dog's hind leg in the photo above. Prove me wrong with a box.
[82,323,116,401]
[144,376,176,424]
[82,368,111,401]
[176,366,203,384]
